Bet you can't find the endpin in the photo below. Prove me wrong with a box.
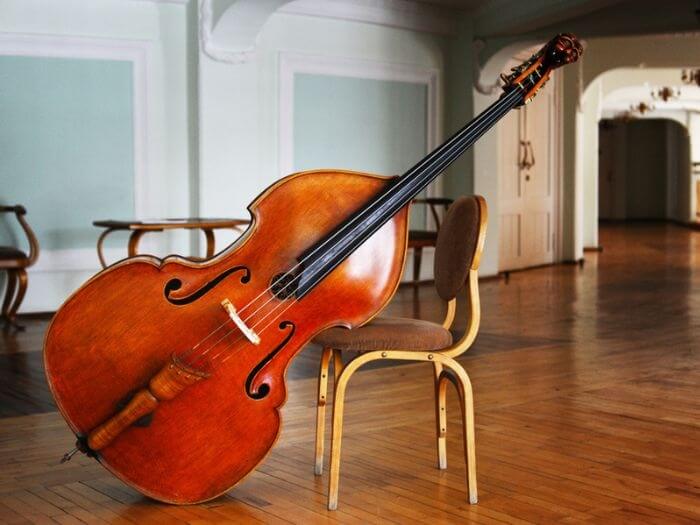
[60,447,79,464]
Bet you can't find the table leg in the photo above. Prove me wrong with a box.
[203,229,216,258]
[96,228,116,269]
[128,230,148,258]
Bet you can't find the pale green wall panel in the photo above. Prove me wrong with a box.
[293,73,428,226]
[293,73,427,175]
[0,55,134,250]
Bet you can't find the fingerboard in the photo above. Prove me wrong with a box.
[294,87,524,298]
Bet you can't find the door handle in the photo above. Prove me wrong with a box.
[527,140,536,169]
[518,140,532,170]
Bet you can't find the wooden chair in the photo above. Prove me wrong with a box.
[408,197,453,284]
[312,195,487,510]
[0,206,39,330]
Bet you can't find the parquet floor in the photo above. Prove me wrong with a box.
[1,223,698,523]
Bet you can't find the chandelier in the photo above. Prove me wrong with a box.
[681,69,700,86]
[629,101,655,115]
[651,86,680,102]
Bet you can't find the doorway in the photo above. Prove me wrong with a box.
[598,118,691,224]
[498,68,559,272]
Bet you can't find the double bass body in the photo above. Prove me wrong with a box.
[44,169,409,503]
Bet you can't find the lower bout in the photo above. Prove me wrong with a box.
[93,401,282,504]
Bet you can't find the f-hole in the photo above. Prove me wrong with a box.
[246,321,295,400]
[164,266,250,305]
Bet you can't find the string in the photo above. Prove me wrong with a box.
[182,90,519,362]
[181,88,523,368]
[184,88,523,367]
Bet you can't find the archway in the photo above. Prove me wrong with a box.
[581,67,699,248]
[572,33,700,257]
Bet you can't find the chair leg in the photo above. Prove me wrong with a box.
[327,358,355,511]
[433,362,448,469]
[412,246,423,284]
[314,347,333,475]
[442,362,478,504]
[332,350,343,382]
[2,270,17,320]
[7,269,27,331]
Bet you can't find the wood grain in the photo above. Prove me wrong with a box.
[1,222,698,522]
[43,169,410,503]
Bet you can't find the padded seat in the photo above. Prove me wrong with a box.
[314,316,453,352]
[0,247,28,261]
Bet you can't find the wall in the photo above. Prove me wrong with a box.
[0,55,135,251]
[292,73,429,228]
[198,7,458,280]
[292,75,428,175]
[1,0,468,312]
[0,0,194,312]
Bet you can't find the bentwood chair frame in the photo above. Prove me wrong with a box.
[0,205,39,330]
[314,195,488,510]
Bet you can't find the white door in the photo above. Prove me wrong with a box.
[498,81,557,271]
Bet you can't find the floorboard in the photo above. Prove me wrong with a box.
[0,223,698,523]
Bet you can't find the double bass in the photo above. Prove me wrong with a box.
[44,34,582,504]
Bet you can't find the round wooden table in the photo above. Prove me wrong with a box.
[93,218,250,268]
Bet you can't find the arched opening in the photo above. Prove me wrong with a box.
[580,67,698,251]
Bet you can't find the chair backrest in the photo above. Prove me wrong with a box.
[433,196,488,301]
[0,205,39,266]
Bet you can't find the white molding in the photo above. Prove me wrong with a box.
[199,0,255,64]
[201,0,456,65]
[279,0,457,36]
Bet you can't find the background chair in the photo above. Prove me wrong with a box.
[408,197,453,284]
[312,195,488,510]
[0,205,39,330]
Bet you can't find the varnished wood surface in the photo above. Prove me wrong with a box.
[45,170,409,503]
[1,222,699,522]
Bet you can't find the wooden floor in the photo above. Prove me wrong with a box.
[1,223,699,523]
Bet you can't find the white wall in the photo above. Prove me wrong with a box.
[2,0,474,311]
[198,8,451,278]
[0,0,193,311]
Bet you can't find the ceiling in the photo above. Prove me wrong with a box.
[603,82,700,113]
